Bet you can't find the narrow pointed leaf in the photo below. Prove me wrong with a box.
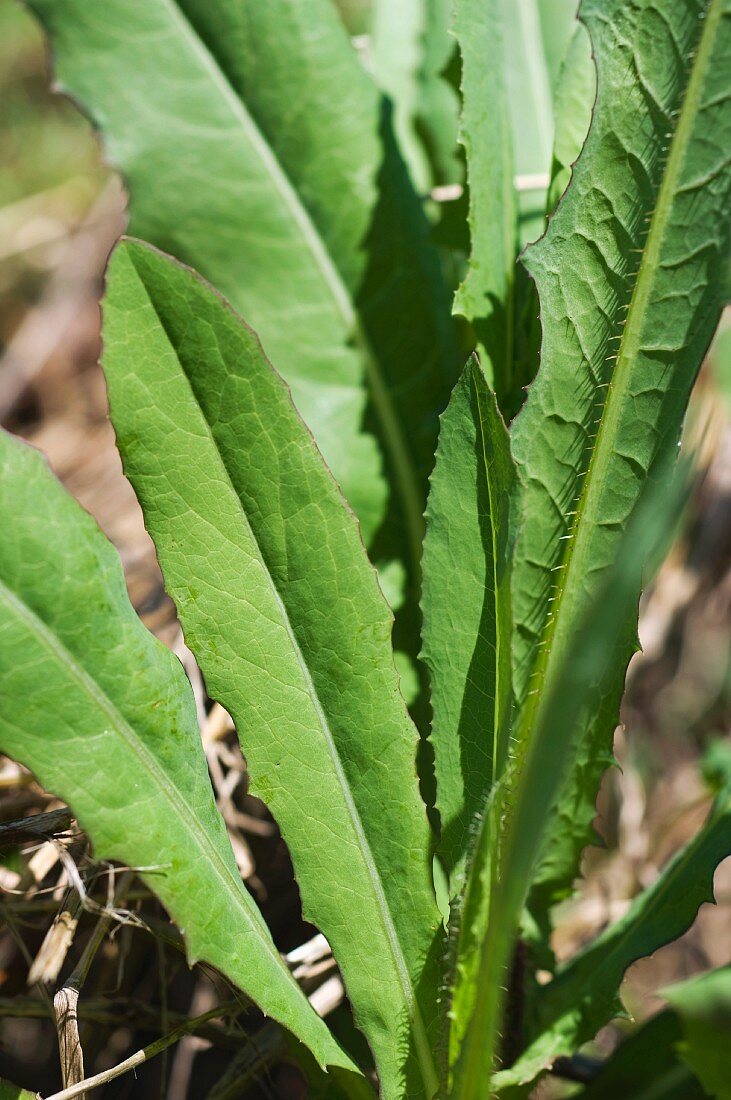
[535,0,583,95]
[496,786,731,1090]
[29,0,459,600]
[453,0,518,406]
[501,0,554,241]
[511,0,731,918]
[421,358,515,877]
[500,0,578,242]
[102,240,442,1100]
[0,430,354,1075]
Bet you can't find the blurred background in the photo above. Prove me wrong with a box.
[0,1,729,1096]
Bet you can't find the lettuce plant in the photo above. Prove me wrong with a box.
[1,0,730,1096]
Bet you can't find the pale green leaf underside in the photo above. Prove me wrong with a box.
[503,0,578,242]
[497,786,731,1090]
[453,0,517,404]
[511,0,731,912]
[422,358,515,877]
[370,0,460,191]
[0,430,351,1075]
[546,23,595,215]
[102,240,441,1100]
[29,0,458,583]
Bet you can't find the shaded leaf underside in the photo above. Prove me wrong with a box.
[29,0,458,607]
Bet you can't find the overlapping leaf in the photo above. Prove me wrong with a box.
[370,0,460,191]
[102,240,442,1100]
[0,430,353,1076]
[453,0,518,406]
[454,0,573,413]
[445,464,693,1098]
[500,0,576,242]
[663,964,731,1098]
[29,0,459,613]
[511,0,731,918]
[421,357,515,877]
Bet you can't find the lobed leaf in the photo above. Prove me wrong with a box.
[421,357,515,878]
[446,462,692,1098]
[0,430,353,1075]
[511,0,731,919]
[102,240,442,1100]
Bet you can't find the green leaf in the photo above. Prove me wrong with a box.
[102,239,442,1100]
[497,784,731,1090]
[511,0,731,919]
[502,0,578,243]
[370,0,460,191]
[501,0,553,242]
[445,461,692,1098]
[577,1010,705,1100]
[0,430,353,1076]
[28,0,458,602]
[453,0,518,406]
[535,0,583,95]
[421,357,515,877]
[546,23,595,215]
[665,967,731,1100]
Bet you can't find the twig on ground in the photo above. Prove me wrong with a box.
[42,1002,243,1100]
[53,870,134,1098]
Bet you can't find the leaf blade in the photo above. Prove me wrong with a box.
[446,461,692,1097]
[511,0,731,917]
[102,239,442,1100]
[422,358,516,877]
[0,430,352,1074]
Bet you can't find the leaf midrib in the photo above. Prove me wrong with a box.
[514,0,720,755]
[0,575,284,967]
[132,270,438,1097]
[159,0,426,579]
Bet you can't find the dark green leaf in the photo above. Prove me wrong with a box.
[511,0,731,919]
[422,358,515,877]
